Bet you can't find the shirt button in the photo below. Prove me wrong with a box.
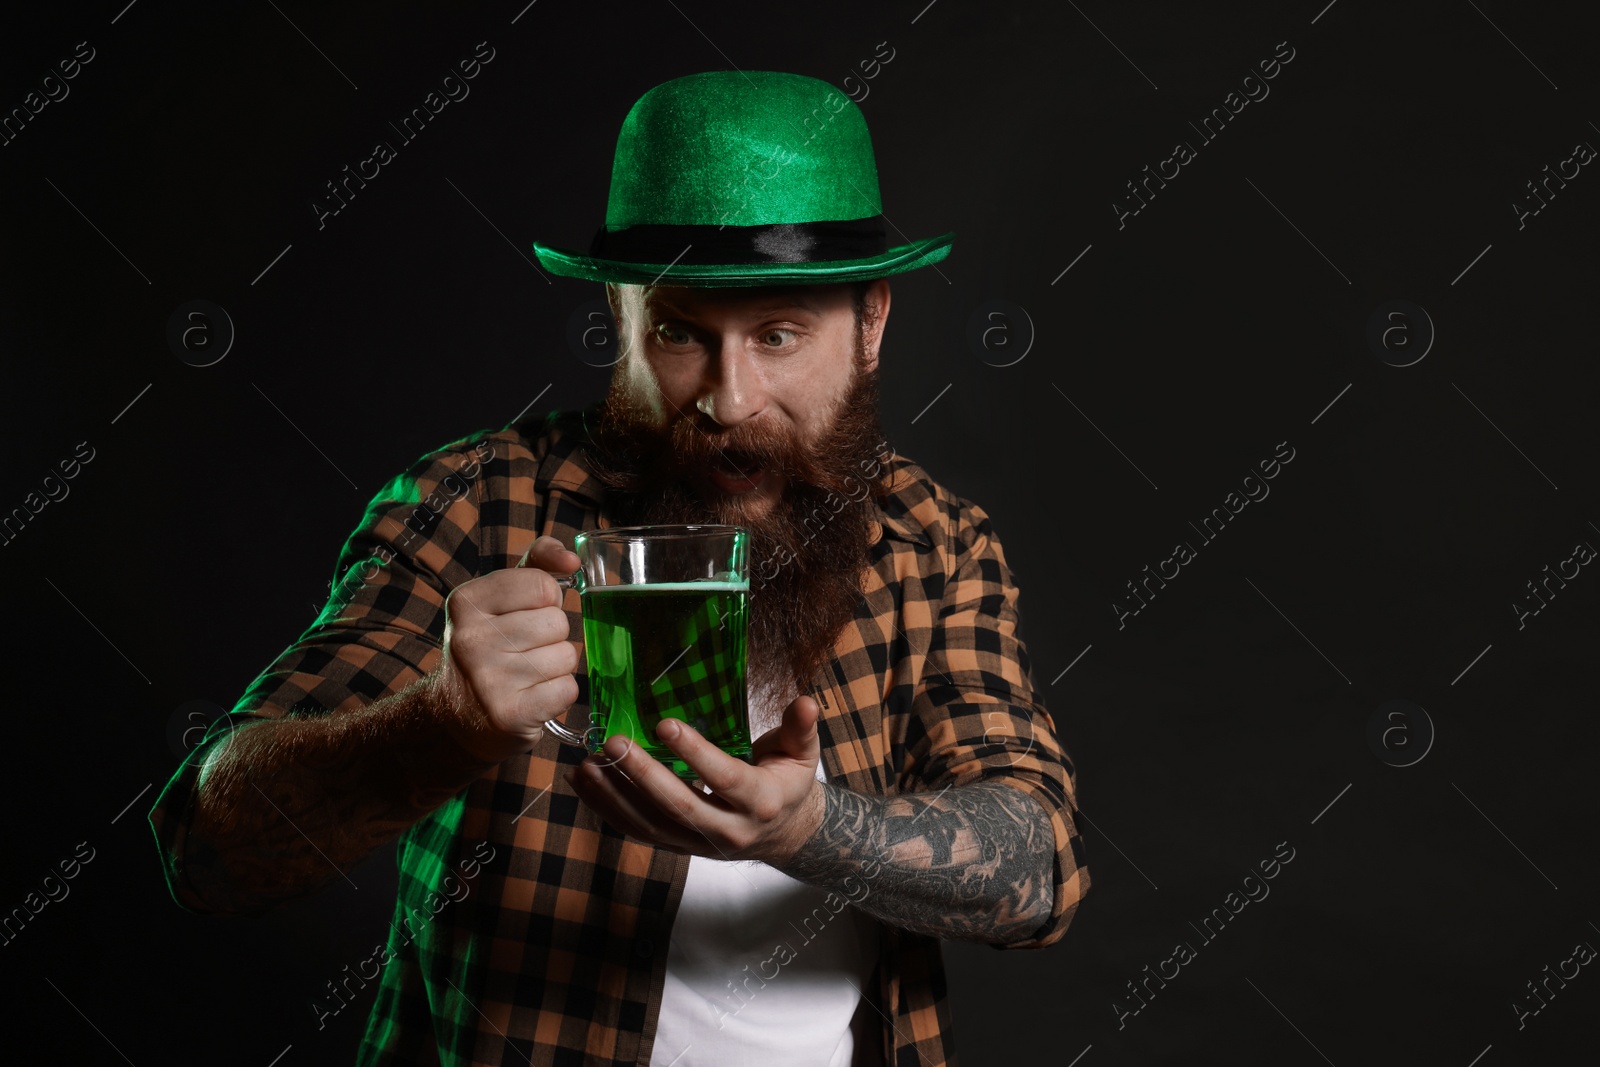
[635,938,655,959]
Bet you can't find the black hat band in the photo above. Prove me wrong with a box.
[589,217,889,267]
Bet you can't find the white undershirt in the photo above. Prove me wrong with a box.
[649,684,879,1067]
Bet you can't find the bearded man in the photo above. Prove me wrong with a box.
[150,71,1089,1067]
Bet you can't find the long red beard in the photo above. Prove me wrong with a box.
[583,349,889,698]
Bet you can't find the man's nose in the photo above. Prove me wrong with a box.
[695,338,766,426]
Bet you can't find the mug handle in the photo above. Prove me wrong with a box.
[514,546,589,747]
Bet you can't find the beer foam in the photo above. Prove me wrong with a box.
[583,580,749,593]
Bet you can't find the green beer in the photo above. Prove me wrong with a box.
[581,580,750,777]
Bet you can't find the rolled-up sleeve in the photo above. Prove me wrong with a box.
[147,435,494,912]
[901,495,1089,949]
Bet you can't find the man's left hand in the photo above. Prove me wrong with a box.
[567,695,827,866]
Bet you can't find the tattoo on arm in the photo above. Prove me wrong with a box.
[778,779,1056,944]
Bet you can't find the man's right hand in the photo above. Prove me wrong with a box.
[434,535,583,764]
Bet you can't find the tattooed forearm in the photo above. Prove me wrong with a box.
[174,673,497,916]
[777,779,1056,944]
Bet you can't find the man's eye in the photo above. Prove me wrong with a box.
[760,329,794,347]
[656,325,693,346]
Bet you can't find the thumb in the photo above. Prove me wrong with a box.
[775,695,821,762]
[517,534,580,576]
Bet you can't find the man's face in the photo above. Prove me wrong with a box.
[604,279,890,519]
[589,277,893,693]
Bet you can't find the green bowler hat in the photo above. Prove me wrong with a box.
[532,70,954,287]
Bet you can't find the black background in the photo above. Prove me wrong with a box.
[3,2,1597,1064]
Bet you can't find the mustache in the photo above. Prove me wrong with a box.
[665,414,799,474]
[649,409,857,497]
[588,351,885,505]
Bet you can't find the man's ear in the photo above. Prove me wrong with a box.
[861,278,891,372]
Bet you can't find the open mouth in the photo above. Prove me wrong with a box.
[708,451,768,493]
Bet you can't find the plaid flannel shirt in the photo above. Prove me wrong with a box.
[149,407,1089,1066]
